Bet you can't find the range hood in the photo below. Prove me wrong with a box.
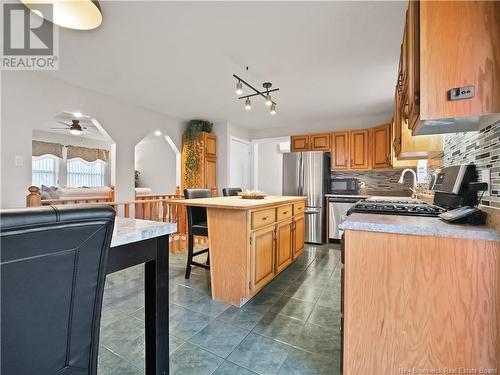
[414,114,500,136]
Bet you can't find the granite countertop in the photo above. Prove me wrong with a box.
[111,217,177,247]
[339,213,499,241]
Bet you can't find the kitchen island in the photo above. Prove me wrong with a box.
[173,196,307,306]
[339,213,500,374]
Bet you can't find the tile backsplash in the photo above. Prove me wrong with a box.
[331,169,415,195]
[443,120,500,208]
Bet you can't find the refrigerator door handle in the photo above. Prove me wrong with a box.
[298,153,304,196]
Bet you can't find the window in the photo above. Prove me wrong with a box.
[67,158,106,187]
[32,155,59,187]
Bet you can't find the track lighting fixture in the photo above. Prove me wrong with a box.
[233,74,279,115]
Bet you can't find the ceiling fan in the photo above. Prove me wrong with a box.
[51,119,88,135]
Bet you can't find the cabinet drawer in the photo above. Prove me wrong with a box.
[276,205,293,221]
[293,202,305,215]
[251,208,276,229]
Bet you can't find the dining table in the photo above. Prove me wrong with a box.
[108,217,177,375]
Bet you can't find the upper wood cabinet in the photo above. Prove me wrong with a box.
[402,1,500,133]
[371,124,391,169]
[291,133,330,152]
[204,133,217,157]
[181,131,217,195]
[309,133,330,151]
[331,132,349,170]
[349,129,370,170]
[290,135,309,152]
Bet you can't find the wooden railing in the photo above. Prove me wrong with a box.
[26,186,190,253]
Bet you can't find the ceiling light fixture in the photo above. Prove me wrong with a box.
[21,0,103,31]
[70,128,83,135]
[245,98,252,111]
[73,112,83,118]
[154,130,162,136]
[233,74,279,115]
[236,81,243,95]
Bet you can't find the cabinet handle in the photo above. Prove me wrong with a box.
[262,216,268,220]
[283,211,288,215]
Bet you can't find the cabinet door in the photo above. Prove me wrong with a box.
[275,219,293,273]
[293,214,305,259]
[349,130,370,169]
[371,124,391,169]
[406,0,420,130]
[250,226,276,292]
[204,133,217,157]
[204,156,217,191]
[310,133,330,151]
[331,132,349,170]
[291,135,309,152]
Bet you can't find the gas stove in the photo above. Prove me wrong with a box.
[349,199,446,217]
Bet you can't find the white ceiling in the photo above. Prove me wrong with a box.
[44,1,406,130]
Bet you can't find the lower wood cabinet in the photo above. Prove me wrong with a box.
[249,206,306,293]
[250,226,276,292]
[276,219,293,273]
[293,214,305,259]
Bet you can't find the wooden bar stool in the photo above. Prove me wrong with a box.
[183,188,211,279]
[222,187,242,197]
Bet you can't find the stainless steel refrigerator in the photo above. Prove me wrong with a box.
[282,151,330,244]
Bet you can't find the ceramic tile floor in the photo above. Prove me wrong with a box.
[98,243,342,375]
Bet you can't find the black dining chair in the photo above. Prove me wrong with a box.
[222,187,242,197]
[0,205,115,375]
[183,188,211,279]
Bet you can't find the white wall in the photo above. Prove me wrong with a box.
[253,137,290,195]
[1,72,185,208]
[135,133,177,193]
[249,113,391,139]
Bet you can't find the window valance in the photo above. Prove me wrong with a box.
[32,140,63,158]
[67,145,109,162]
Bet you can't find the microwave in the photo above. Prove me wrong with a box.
[330,178,360,195]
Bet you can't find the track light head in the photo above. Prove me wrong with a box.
[265,94,272,107]
[245,97,252,111]
[236,81,243,95]
[270,103,277,115]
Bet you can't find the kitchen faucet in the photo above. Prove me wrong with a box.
[398,168,418,198]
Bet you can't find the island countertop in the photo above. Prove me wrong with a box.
[169,195,306,210]
[340,212,499,241]
[111,217,177,247]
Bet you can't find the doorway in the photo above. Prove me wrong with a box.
[229,136,251,191]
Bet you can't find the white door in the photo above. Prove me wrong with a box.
[229,137,251,191]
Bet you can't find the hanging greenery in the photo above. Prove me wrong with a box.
[184,120,213,187]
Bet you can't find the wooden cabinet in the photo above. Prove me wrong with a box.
[291,133,330,152]
[349,129,369,169]
[275,219,293,273]
[204,156,217,191]
[309,133,330,151]
[248,201,306,294]
[181,131,217,195]
[290,135,309,152]
[250,226,276,292]
[400,1,500,134]
[371,124,391,169]
[292,214,305,259]
[331,132,349,170]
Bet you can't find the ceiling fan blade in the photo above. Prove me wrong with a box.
[57,121,70,127]
[50,127,70,129]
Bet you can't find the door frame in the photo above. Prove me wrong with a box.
[250,136,290,191]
